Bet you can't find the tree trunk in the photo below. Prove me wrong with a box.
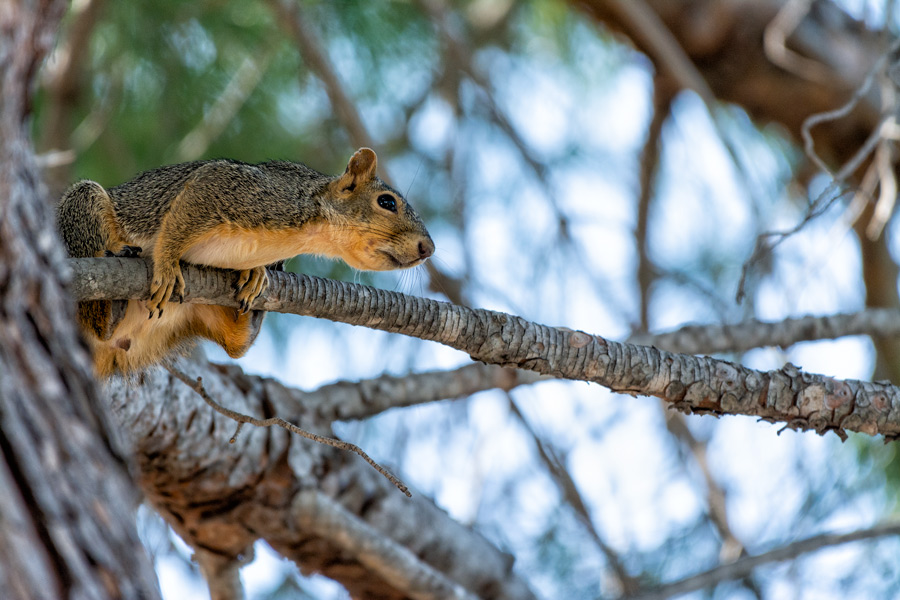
[0,2,160,598]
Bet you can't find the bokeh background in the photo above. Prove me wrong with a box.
[35,1,900,598]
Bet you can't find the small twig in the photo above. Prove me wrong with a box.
[763,0,832,85]
[166,364,411,497]
[800,38,900,177]
[736,38,900,303]
[736,115,887,302]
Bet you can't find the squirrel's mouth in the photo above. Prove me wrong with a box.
[379,250,423,270]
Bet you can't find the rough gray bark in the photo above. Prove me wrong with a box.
[71,258,900,440]
[0,2,160,599]
[286,362,543,422]
[107,360,538,600]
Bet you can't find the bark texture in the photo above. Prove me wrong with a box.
[71,258,900,440]
[108,361,537,600]
[0,2,159,599]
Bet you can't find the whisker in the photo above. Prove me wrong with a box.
[406,160,423,199]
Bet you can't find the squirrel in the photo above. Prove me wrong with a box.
[57,148,434,377]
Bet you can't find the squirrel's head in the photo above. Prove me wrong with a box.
[324,148,434,271]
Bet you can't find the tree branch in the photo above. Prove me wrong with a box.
[166,365,412,496]
[301,363,544,422]
[509,399,642,596]
[70,258,900,440]
[266,0,373,150]
[629,307,900,355]
[293,489,479,600]
[628,520,900,600]
[576,0,882,167]
[193,547,245,600]
[108,360,538,600]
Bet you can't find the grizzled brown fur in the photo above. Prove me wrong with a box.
[57,148,434,377]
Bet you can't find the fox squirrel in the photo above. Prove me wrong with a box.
[57,148,434,377]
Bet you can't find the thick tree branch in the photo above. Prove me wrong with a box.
[70,258,900,439]
[107,360,537,600]
[166,365,412,496]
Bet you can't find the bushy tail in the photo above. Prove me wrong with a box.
[57,181,117,257]
[58,181,129,341]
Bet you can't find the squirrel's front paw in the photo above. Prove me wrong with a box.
[147,262,185,318]
[234,267,268,314]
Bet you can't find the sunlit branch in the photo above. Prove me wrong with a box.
[69,257,900,440]
[763,0,833,85]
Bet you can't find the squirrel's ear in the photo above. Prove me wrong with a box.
[337,148,377,192]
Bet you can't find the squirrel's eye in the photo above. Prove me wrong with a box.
[377,194,398,213]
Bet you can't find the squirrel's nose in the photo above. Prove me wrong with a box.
[418,238,435,260]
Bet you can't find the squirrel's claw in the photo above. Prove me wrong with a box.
[234,267,268,314]
[105,245,143,258]
[147,261,185,319]
[119,245,143,258]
